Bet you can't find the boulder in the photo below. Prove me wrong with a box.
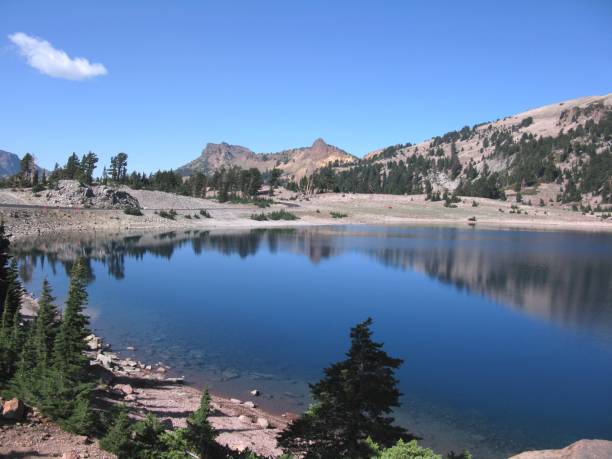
[256,417,269,429]
[229,398,242,404]
[238,415,252,423]
[122,359,137,368]
[113,384,134,395]
[243,401,256,409]
[96,352,113,368]
[124,394,137,402]
[89,363,114,385]
[2,398,25,420]
[250,389,260,397]
[62,451,81,459]
[85,334,102,351]
[45,180,140,210]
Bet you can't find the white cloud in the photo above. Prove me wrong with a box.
[8,32,107,81]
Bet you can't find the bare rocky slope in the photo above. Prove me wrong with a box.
[353,93,612,205]
[177,138,356,180]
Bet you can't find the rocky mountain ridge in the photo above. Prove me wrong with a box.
[177,138,356,180]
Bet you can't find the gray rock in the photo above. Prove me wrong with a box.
[256,417,269,429]
[113,384,134,395]
[243,401,256,409]
[96,352,113,368]
[85,334,102,351]
[44,180,140,210]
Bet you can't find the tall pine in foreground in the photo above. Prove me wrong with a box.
[0,223,10,320]
[278,318,412,459]
[0,259,24,384]
[12,279,61,408]
[53,259,90,379]
[42,259,95,434]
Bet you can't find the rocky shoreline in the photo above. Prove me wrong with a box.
[1,331,291,458]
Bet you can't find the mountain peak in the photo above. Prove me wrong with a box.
[178,137,355,179]
[312,138,328,148]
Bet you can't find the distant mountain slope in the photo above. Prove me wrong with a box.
[0,150,23,177]
[323,94,612,205]
[0,149,47,178]
[178,138,356,180]
[365,94,612,165]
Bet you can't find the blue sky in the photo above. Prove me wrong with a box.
[1,1,611,173]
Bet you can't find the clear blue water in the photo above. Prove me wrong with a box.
[12,226,612,458]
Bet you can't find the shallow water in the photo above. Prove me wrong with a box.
[13,226,612,458]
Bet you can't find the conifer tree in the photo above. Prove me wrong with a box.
[0,223,10,319]
[12,279,60,405]
[183,388,218,457]
[278,318,412,459]
[38,258,95,433]
[0,259,23,383]
[53,259,90,379]
[100,406,134,457]
[32,279,60,365]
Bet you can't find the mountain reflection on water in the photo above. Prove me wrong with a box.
[13,226,612,333]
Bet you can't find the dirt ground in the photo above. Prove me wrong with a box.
[0,187,610,241]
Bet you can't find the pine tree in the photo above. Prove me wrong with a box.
[64,392,96,435]
[33,279,60,365]
[38,258,95,433]
[12,279,60,405]
[0,223,10,319]
[100,405,135,457]
[183,388,218,457]
[278,318,412,458]
[53,259,90,379]
[0,260,24,383]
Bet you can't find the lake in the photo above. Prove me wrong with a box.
[12,225,612,458]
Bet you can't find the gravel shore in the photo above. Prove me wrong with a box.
[1,186,611,242]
